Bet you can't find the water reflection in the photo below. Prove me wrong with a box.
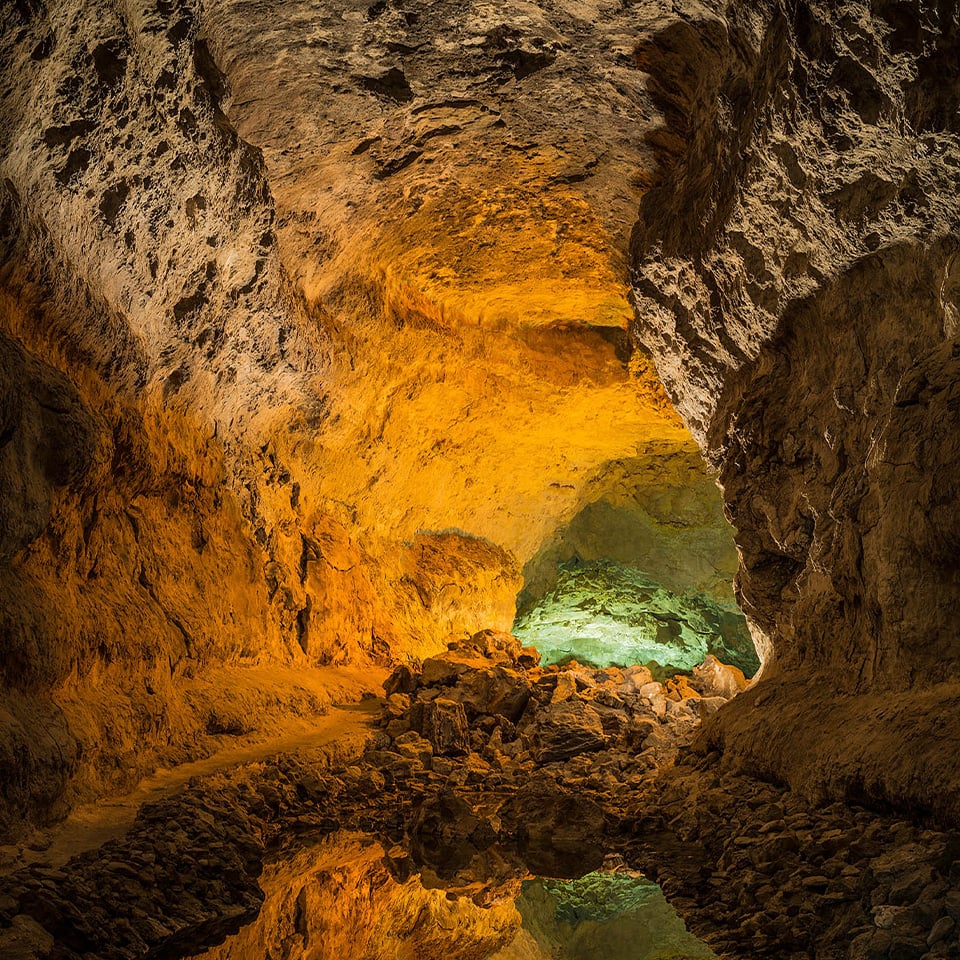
[491,872,716,960]
[195,830,714,960]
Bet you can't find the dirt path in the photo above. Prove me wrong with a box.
[4,678,384,875]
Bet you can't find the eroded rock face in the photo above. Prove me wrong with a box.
[519,443,741,608]
[0,0,717,835]
[631,0,960,814]
[4,0,953,864]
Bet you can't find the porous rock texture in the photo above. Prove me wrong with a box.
[0,0,721,837]
[3,0,959,939]
[631,0,960,818]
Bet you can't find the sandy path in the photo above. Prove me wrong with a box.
[4,667,386,875]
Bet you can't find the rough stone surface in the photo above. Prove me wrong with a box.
[419,699,470,757]
[2,6,959,957]
[631,0,960,816]
[4,644,960,959]
[0,0,744,838]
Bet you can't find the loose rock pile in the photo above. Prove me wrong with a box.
[378,629,738,807]
[630,757,960,960]
[1,633,958,959]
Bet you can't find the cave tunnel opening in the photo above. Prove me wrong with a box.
[510,446,760,682]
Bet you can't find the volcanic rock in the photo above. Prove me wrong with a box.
[529,701,607,764]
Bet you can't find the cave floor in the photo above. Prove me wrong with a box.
[1,643,958,960]
[0,665,386,880]
[1,706,378,880]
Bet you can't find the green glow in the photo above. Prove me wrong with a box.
[491,871,716,959]
[513,559,758,678]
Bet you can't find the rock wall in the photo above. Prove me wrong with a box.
[10,0,948,843]
[0,0,727,838]
[631,0,960,817]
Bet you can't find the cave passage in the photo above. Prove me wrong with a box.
[513,557,758,680]
[511,445,760,681]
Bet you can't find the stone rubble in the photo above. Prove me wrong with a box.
[0,632,958,958]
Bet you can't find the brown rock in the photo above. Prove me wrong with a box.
[692,656,748,700]
[664,676,701,702]
[530,701,606,763]
[419,699,469,757]
[550,672,578,704]
[384,666,419,697]
[698,696,728,721]
[421,658,471,687]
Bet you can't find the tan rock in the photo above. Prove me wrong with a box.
[664,676,702,702]
[698,696,729,721]
[692,656,748,701]
[550,672,578,704]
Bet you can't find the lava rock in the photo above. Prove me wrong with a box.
[529,700,606,763]
[419,699,469,757]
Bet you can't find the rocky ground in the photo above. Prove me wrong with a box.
[0,635,958,958]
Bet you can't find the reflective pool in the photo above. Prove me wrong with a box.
[492,871,716,960]
[196,832,715,960]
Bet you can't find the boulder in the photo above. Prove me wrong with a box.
[420,699,469,756]
[664,675,701,702]
[621,665,654,694]
[692,655,748,700]
[384,664,420,696]
[550,672,578,704]
[448,665,533,723]
[517,646,541,669]
[421,657,471,686]
[638,681,667,717]
[698,696,728,721]
[473,629,522,659]
[530,700,606,763]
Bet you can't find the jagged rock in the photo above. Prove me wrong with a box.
[446,666,532,724]
[697,697,728,721]
[419,700,469,758]
[637,682,668,718]
[457,630,523,662]
[550,672,578,704]
[663,676,701,702]
[421,658,471,687]
[517,647,541,669]
[692,656,748,701]
[529,701,606,763]
[384,666,420,697]
[384,693,411,718]
[621,666,655,693]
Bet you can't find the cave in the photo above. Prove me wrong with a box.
[2,1,960,959]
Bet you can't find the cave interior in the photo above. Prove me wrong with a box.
[2,0,960,958]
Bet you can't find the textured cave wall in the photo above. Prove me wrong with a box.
[0,0,722,838]
[631,0,960,817]
[0,0,538,835]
